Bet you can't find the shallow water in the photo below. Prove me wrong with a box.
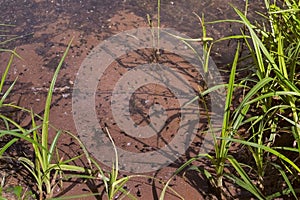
[0,1,267,199]
[0,0,264,44]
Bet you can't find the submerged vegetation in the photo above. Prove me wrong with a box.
[1,0,300,199]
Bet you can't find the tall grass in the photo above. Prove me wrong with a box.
[227,1,300,197]
[0,24,26,154]
[162,0,300,199]
[218,1,299,198]
[0,39,96,199]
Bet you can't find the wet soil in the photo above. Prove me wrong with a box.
[0,0,266,199]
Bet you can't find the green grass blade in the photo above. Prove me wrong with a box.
[48,164,91,173]
[30,110,45,171]
[47,130,62,163]
[18,157,36,175]
[214,35,250,42]
[289,41,300,82]
[220,138,300,173]
[159,154,211,200]
[225,173,264,199]
[218,42,240,158]
[233,77,273,121]
[244,91,300,106]
[0,114,26,133]
[226,156,264,200]
[272,146,299,152]
[205,19,244,24]
[227,156,264,199]
[271,163,297,199]
[0,78,17,106]
[41,38,73,166]
[0,50,15,94]
[0,138,18,156]
[89,156,109,192]
[277,33,288,78]
[0,128,42,153]
[277,113,300,129]
[274,69,300,93]
[232,5,279,74]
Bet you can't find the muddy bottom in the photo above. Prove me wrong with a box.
[0,0,265,199]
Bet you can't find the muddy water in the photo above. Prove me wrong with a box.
[0,1,265,199]
[0,0,264,62]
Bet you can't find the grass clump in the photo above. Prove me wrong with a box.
[230,1,300,197]
[15,40,96,200]
[0,38,96,199]
[162,0,300,199]
[0,37,143,200]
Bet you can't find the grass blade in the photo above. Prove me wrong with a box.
[41,38,73,166]
[271,163,297,199]
[220,138,300,173]
[227,156,265,200]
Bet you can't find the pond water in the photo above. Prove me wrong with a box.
[0,1,267,199]
[1,0,265,63]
